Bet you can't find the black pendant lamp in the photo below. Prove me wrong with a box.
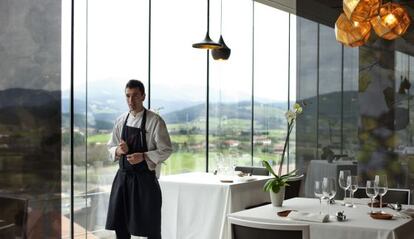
[212,0,231,60]
[192,0,222,50]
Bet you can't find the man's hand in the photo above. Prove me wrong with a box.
[126,153,145,165]
[116,140,129,156]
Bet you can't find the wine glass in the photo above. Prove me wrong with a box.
[366,180,379,214]
[322,177,337,216]
[338,170,351,206]
[314,180,324,214]
[347,176,359,208]
[375,175,388,213]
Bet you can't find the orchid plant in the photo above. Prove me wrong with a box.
[262,103,303,193]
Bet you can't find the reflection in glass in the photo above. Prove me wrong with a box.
[0,0,63,237]
[296,17,318,168]
[318,25,342,156]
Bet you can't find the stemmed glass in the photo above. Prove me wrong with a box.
[314,180,324,214]
[338,170,351,206]
[366,180,379,214]
[347,176,359,208]
[322,177,337,216]
[375,175,388,213]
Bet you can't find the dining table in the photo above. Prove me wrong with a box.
[227,197,414,239]
[159,172,271,239]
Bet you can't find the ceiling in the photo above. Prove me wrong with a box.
[256,0,414,56]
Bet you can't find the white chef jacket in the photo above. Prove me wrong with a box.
[107,108,173,178]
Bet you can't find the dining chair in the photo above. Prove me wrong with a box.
[0,195,28,238]
[234,166,269,176]
[285,174,304,200]
[229,216,310,239]
[354,187,411,204]
[0,223,15,238]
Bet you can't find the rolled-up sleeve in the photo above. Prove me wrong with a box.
[107,119,121,162]
[145,117,173,165]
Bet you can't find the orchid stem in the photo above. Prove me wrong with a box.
[278,122,294,176]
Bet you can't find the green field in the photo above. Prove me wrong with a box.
[88,134,111,144]
[83,119,286,175]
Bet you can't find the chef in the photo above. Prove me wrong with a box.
[105,79,172,239]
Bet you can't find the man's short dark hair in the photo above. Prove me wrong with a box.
[125,79,145,94]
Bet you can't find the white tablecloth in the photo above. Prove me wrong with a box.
[228,197,414,239]
[159,172,270,239]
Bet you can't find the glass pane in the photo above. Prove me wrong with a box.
[343,47,358,159]
[85,0,149,237]
[253,2,289,173]
[295,17,318,173]
[0,0,63,238]
[61,0,72,237]
[289,14,298,173]
[318,24,342,157]
[152,0,206,175]
[358,46,397,186]
[209,0,252,172]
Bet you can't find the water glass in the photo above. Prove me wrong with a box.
[375,175,388,213]
[314,180,324,214]
[322,177,337,216]
[366,180,379,214]
[338,170,351,205]
[347,176,359,208]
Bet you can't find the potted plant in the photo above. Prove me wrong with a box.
[262,103,303,207]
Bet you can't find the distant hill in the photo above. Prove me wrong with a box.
[162,101,288,129]
[0,88,60,108]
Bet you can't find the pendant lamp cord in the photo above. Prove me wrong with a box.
[207,0,210,33]
[220,0,223,34]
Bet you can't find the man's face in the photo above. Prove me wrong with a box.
[125,87,145,111]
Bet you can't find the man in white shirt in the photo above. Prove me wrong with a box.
[105,79,172,239]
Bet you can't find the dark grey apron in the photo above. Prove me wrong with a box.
[105,109,162,236]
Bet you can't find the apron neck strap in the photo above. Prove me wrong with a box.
[140,109,147,131]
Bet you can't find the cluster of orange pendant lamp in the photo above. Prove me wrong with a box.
[335,0,411,47]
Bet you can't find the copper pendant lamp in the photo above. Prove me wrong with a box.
[343,0,381,22]
[212,0,231,60]
[193,0,222,49]
[335,13,371,47]
[370,2,411,40]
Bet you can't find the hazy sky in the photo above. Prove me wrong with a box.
[63,0,294,102]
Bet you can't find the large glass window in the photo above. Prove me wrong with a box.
[209,0,253,172]
[296,17,318,168]
[253,2,290,172]
[76,0,150,237]
[152,0,207,175]
[288,14,298,172]
[343,47,359,158]
[318,24,342,156]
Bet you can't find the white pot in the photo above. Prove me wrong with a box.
[270,186,285,207]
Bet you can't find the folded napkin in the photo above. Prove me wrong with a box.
[287,211,329,223]
[400,208,414,218]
